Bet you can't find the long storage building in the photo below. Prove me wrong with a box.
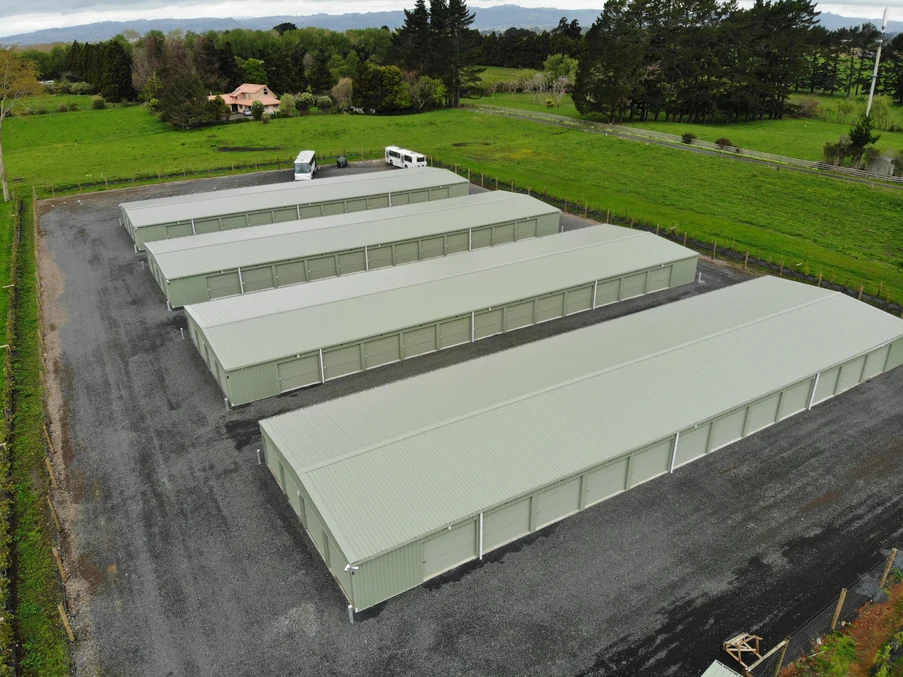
[120,167,469,250]
[144,191,560,308]
[185,225,698,405]
[258,277,903,612]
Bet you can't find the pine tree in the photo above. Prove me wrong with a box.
[396,0,431,73]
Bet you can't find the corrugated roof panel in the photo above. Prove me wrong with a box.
[121,167,467,228]
[259,277,903,564]
[145,191,558,279]
[700,661,743,677]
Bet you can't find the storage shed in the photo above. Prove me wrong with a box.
[185,226,698,405]
[258,277,903,612]
[144,191,560,308]
[120,168,469,250]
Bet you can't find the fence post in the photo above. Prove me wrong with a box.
[831,588,847,631]
[817,272,822,287]
[858,285,864,300]
[878,282,884,299]
[712,240,717,260]
[585,202,588,219]
[683,232,688,247]
[880,548,898,589]
[779,261,784,278]
[606,209,610,222]
[58,604,75,642]
[495,178,498,190]
[564,198,568,213]
[467,168,471,183]
[480,171,484,187]
[773,638,790,677]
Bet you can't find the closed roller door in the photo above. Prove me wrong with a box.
[346,199,367,213]
[273,207,298,223]
[645,266,672,292]
[394,241,419,265]
[247,211,274,226]
[483,499,530,551]
[445,232,469,254]
[493,223,515,245]
[711,409,746,451]
[221,215,247,230]
[862,346,890,380]
[391,193,410,206]
[308,255,337,281]
[584,459,628,506]
[275,261,306,287]
[323,345,362,380]
[837,356,866,393]
[779,380,813,420]
[404,326,437,358]
[367,195,390,208]
[746,393,780,434]
[338,251,366,276]
[367,246,392,270]
[474,309,503,339]
[241,266,275,292]
[471,227,492,249]
[516,219,537,240]
[420,236,444,260]
[813,366,840,404]
[595,279,620,306]
[439,316,471,348]
[536,293,564,323]
[165,223,193,238]
[620,272,647,299]
[278,355,320,392]
[409,190,430,204]
[674,424,711,468]
[565,285,593,315]
[207,272,241,299]
[323,202,345,216]
[422,522,476,580]
[505,300,534,331]
[628,440,671,487]
[364,335,400,369]
[299,205,322,218]
[429,187,449,200]
[305,509,327,559]
[534,478,580,530]
[194,218,220,234]
[283,472,302,517]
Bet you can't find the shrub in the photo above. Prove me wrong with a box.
[92,96,106,110]
[250,100,264,121]
[787,97,821,119]
[58,104,68,113]
[36,107,48,115]
[681,132,696,144]
[889,124,902,133]
[21,108,34,116]
[893,150,903,177]
[68,102,79,111]
[278,93,296,116]
[545,98,554,107]
[296,91,316,114]
[70,81,93,95]
[316,95,332,113]
[715,137,733,149]
[261,114,270,125]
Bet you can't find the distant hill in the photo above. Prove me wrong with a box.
[1,6,899,46]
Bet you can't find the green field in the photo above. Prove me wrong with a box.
[16,92,110,113]
[476,66,540,87]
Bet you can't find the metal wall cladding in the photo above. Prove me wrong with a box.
[422,521,477,580]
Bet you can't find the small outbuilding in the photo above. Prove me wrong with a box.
[120,167,469,250]
[144,191,560,308]
[258,277,903,613]
[185,225,698,405]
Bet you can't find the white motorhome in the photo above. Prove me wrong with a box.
[293,150,318,181]
[385,146,427,169]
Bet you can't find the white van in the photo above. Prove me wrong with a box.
[385,146,427,169]
[293,150,318,181]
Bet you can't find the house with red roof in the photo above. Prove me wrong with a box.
[209,84,281,115]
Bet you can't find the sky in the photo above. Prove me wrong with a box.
[0,0,901,38]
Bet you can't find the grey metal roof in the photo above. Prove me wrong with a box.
[186,225,695,369]
[121,167,467,228]
[145,191,558,280]
[700,662,743,677]
[259,277,903,564]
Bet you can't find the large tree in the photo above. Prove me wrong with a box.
[0,49,41,202]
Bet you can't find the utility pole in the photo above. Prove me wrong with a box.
[866,8,889,117]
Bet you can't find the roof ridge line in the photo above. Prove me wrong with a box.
[295,286,838,476]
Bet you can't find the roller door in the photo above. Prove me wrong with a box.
[505,300,534,331]
[393,241,419,265]
[483,499,530,551]
[445,232,469,254]
[628,440,671,487]
[474,309,503,339]
[367,246,393,270]
[422,521,476,580]
[620,272,647,299]
[493,223,515,245]
[534,478,580,530]
[194,218,220,234]
[710,409,746,451]
[305,508,328,559]
[308,255,337,281]
[836,356,866,394]
[283,472,303,517]
[403,326,437,358]
[275,261,306,287]
[813,367,840,404]
[746,393,780,434]
[368,195,390,209]
[221,215,248,230]
[516,219,537,240]
[409,190,430,204]
[247,210,273,226]
[862,346,890,381]
[346,199,367,213]
[323,202,345,216]
[207,272,241,300]
[595,279,620,306]
[565,285,593,315]
[429,187,449,200]
[535,293,565,323]
[241,266,275,292]
[364,335,400,369]
[273,207,298,223]
[645,266,672,293]
[323,344,362,380]
[779,380,813,420]
[471,227,492,250]
[337,251,366,276]
[439,316,471,348]
[584,458,628,506]
[165,223,193,238]
[299,205,322,218]
[391,193,410,206]
[674,424,710,468]
[278,355,320,392]
[421,236,444,260]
